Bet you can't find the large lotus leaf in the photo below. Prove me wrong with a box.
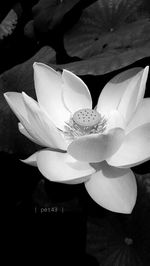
[32,0,80,32]
[86,173,150,265]
[55,43,150,75]
[0,46,56,156]
[63,1,150,75]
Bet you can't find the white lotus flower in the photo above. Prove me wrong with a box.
[4,63,150,213]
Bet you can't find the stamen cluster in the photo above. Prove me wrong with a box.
[64,115,107,141]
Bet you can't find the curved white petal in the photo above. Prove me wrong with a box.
[4,91,66,149]
[4,92,29,122]
[36,150,95,183]
[85,162,137,213]
[33,62,70,130]
[105,110,125,132]
[107,123,150,168]
[4,92,45,145]
[126,98,150,133]
[97,67,142,116]
[18,122,42,145]
[67,128,125,162]
[21,152,38,166]
[57,176,91,184]
[22,92,67,150]
[62,69,92,113]
[118,67,149,125]
[136,66,149,108]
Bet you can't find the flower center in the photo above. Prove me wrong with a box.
[64,108,107,141]
[73,108,101,128]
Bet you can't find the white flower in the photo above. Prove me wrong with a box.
[4,63,150,213]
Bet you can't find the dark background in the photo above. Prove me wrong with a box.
[1,1,150,265]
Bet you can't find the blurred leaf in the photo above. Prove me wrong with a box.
[32,0,80,32]
[0,9,18,40]
[0,3,22,40]
[63,1,150,75]
[55,42,150,75]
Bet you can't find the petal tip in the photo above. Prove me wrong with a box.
[4,92,8,100]
[122,199,136,214]
[143,65,149,77]
[20,153,37,167]
[144,66,149,80]
[33,61,42,68]
[62,68,68,74]
[33,62,45,72]
[145,65,149,71]
[4,91,12,99]
[121,184,137,214]
[121,201,136,214]
[33,61,38,67]
[62,68,87,86]
[3,91,19,105]
[33,62,46,72]
[22,91,30,101]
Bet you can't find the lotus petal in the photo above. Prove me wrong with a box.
[126,98,150,133]
[107,123,150,168]
[118,67,149,125]
[105,110,125,132]
[22,92,67,150]
[67,128,124,162]
[21,152,38,166]
[4,92,28,121]
[62,69,92,113]
[85,162,137,213]
[96,68,142,116]
[18,122,41,144]
[33,62,70,130]
[4,92,46,145]
[135,66,149,108]
[36,149,95,183]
